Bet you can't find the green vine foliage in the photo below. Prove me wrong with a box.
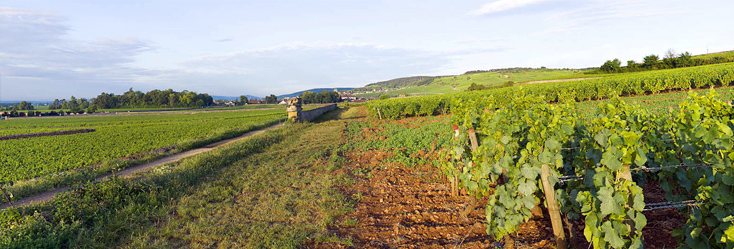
[446,93,578,238]
[573,98,649,249]
[670,92,734,248]
[443,89,734,248]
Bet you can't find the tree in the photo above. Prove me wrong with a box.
[86,105,98,114]
[626,60,638,72]
[675,51,693,68]
[467,82,486,91]
[17,101,34,110]
[265,94,278,104]
[239,95,248,105]
[169,93,178,107]
[50,99,61,109]
[643,54,659,69]
[300,91,316,104]
[661,49,678,69]
[664,49,676,60]
[379,94,390,100]
[600,59,622,73]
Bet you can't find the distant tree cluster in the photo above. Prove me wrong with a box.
[264,94,278,104]
[90,88,214,109]
[48,96,92,113]
[466,81,515,91]
[6,101,35,111]
[239,95,248,105]
[299,91,340,104]
[595,49,733,74]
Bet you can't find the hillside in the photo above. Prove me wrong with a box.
[353,68,587,98]
[352,76,439,92]
[277,87,354,98]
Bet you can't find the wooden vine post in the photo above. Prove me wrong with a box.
[459,129,480,218]
[450,125,460,196]
[617,164,632,181]
[617,164,633,231]
[541,164,567,249]
[467,129,478,152]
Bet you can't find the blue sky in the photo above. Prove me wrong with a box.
[0,0,732,100]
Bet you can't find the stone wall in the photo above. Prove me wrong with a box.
[301,104,337,122]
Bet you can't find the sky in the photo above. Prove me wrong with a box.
[0,0,732,101]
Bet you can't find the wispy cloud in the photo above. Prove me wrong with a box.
[470,0,552,15]
[0,7,160,100]
[541,0,687,34]
[174,42,452,96]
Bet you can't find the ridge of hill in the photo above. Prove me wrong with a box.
[352,68,589,98]
[276,88,354,99]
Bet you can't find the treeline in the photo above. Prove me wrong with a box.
[43,89,214,113]
[299,91,340,104]
[89,88,213,109]
[595,50,734,74]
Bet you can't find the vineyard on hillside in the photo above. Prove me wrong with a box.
[367,62,734,119]
[0,109,286,182]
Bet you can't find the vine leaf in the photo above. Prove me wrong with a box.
[602,221,625,248]
[601,150,623,171]
[634,147,648,166]
[598,186,621,216]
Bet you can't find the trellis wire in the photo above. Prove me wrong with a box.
[643,200,704,211]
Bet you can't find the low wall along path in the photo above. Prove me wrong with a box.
[301,104,337,121]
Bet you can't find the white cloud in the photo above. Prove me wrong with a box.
[541,0,687,33]
[471,0,552,15]
[171,42,452,97]
[0,7,160,100]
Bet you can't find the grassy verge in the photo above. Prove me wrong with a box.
[118,107,358,248]
[0,107,356,248]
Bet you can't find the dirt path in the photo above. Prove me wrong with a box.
[0,123,283,210]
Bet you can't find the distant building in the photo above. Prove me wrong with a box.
[340,93,357,101]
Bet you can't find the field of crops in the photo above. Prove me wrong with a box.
[0,109,286,182]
